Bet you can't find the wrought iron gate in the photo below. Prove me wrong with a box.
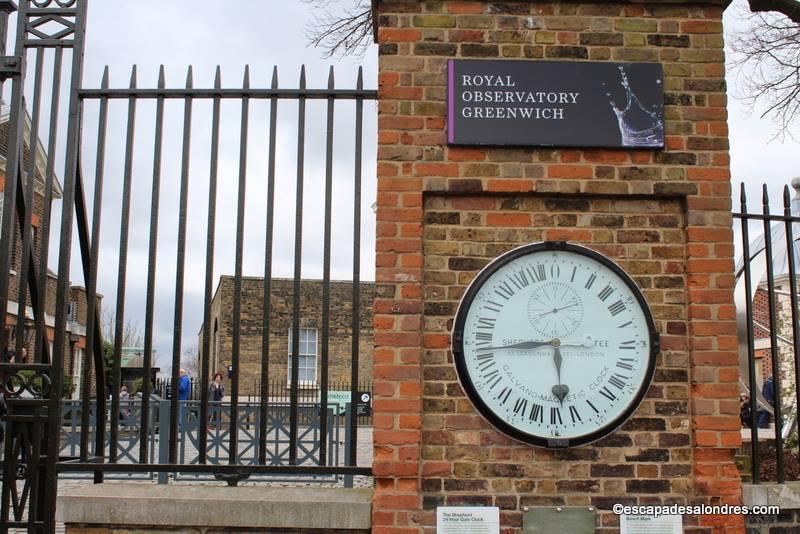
[0,1,376,532]
[735,182,800,484]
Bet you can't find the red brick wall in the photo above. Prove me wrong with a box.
[373,1,740,533]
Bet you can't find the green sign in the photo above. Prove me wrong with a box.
[327,390,351,415]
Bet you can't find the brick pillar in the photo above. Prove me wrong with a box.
[373,1,742,532]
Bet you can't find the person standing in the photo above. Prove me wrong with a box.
[208,372,225,430]
[757,376,775,429]
[740,394,752,428]
[177,369,191,429]
[178,369,191,401]
[209,372,224,402]
[119,385,130,423]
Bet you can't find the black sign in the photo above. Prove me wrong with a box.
[356,391,371,417]
[447,60,664,148]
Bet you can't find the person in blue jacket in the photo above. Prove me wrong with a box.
[178,368,191,428]
[178,368,191,400]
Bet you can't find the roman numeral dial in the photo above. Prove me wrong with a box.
[453,242,658,449]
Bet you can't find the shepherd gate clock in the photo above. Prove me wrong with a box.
[451,241,659,448]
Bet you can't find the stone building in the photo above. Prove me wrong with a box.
[1,108,92,399]
[203,276,374,396]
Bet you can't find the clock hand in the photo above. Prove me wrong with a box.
[476,335,594,352]
[551,346,569,406]
[553,345,563,384]
[476,339,557,351]
[531,300,580,320]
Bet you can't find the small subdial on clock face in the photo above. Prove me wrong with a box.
[527,281,584,338]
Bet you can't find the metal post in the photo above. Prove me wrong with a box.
[158,398,170,484]
[343,403,353,488]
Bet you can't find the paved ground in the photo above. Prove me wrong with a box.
[11,427,374,533]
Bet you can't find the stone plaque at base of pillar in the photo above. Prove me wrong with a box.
[523,506,596,534]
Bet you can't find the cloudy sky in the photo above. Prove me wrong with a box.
[66,0,379,372]
[22,0,798,372]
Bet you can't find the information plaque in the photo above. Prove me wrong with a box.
[620,514,683,533]
[447,59,664,148]
[522,506,595,534]
[436,506,499,534]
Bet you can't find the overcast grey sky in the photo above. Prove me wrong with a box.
[32,0,798,373]
[72,1,379,372]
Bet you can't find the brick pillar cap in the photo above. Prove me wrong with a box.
[372,0,731,41]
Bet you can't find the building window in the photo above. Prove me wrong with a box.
[287,327,317,386]
[66,300,78,323]
[72,348,83,400]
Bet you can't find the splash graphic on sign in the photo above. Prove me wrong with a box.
[605,65,664,148]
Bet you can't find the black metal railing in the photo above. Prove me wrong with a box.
[58,395,361,484]
[0,1,376,530]
[735,181,800,484]
[64,65,376,479]
[151,376,373,425]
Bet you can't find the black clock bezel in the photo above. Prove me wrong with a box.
[451,241,660,449]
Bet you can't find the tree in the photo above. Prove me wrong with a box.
[100,308,143,348]
[100,309,148,390]
[181,344,201,378]
[303,0,374,58]
[729,3,800,139]
[745,0,800,23]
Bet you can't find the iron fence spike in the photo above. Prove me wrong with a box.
[357,66,363,89]
[101,65,109,88]
[328,65,334,89]
[158,64,165,88]
[186,65,193,88]
[784,184,791,209]
[299,64,306,89]
[271,65,278,88]
[129,64,137,88]
[243,64,250,89]
[214,65,221,89]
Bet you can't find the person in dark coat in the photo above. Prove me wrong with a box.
[208,372,225,430]
[757,377,775,428]
[740,394,752,428]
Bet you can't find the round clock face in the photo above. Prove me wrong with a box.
[452,241,659,448]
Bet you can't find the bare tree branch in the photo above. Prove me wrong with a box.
[181,345,200,377]
[748,0,800,23]
[729,1,800,140]
[101,308,143,348]
[303,0,374,58]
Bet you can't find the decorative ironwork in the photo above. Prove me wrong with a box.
[4,370,51,398]
[32,0,78,7]
[25,0,81,47]
[57,399,346,484]
[26,15,75,40]
[0,402,49,530]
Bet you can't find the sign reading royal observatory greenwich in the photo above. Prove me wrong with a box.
[447,59,664,148]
